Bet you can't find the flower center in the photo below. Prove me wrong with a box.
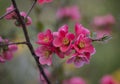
[44,51,51,58]
[63,38,69,45]
[74,56,81,62]
[43,37,49,42]
[78,42,85,48]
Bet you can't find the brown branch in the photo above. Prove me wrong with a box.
[25,0,37,19]
[0,42,28,47]
[0,9,15,20]
[11,0,51,84]
[92,38,103,42]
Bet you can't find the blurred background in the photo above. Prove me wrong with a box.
[0,0,120,84]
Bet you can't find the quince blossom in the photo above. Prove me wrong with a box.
[5,5,16,20]
[5,5,32,27]
[37,29,53,45]
[0,37,18,63]
[56,6,80,21]
[92,14,115,38]
[20,12,32,26]
[36,23,96,67]
[53,25,75,52]
[35,45,53,65]
[67,52,90,67]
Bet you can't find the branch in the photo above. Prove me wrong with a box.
[25,0,37,19]
[92,36,112,42]
[92,38,103,42]
[11,0,51,84]
[0,42,27,47]
[0,9,15,20]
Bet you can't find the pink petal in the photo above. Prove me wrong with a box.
[67,56,75,64]
[8,44,18,52]
[60,44,71,52]
[53,38,62,47]
[58,25,68,37]
[74,60,84,68]
[66,33,75,41]
[75,23,90,37]
[4,51,13,60]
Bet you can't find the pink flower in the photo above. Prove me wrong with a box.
[67,52,91,67]
[63,77,86,84]
[35,45,53,65]
[37,0,52,5]
[91,14,115,39]
[75,23,90,37]
[73,35,95,55]
[56,6,80,21]
[53,25,75,52]
[5,5,16,20]
[20,12,32,26]
[100,75,118,84]
[0,37,18,63]
[92,14,115,28]
[37,29,53,45]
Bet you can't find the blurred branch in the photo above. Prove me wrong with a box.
[0,42,28,47]
[92,36,112,42]
[25,0,37,19]
[0,9,15,20]
[11,0,51,84]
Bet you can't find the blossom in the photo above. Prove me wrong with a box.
[75,23,90,37]
[37,0,52,5]
[91,14,115,39]
[5,5,16,20]
[35,23,96,67]
[0,37,18,63]
[67,52,91,67]
[20,12,32,26]
[73,35,95,55]
[100,75,118,84]
[35,45,53,65]
[53,25,75,52]
[37,29,53,45]
[74,24,96,55]
[63,77,86,84]
[56,6,80,21]
[92,14,115,28]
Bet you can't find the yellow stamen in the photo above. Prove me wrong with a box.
[78,42,85,48]
[44,51,50,58]
[43,37,49,42]
[63,38,69,45]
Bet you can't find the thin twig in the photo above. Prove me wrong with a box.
[0,9,15,20]
[11,0,51,84]
[92,38,103,42]
[25,0,37,19]
[0,42,28,47]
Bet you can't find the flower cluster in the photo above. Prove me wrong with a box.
[37,0,53,5]
[5,5,32,27]
[0,36,18,63]
[63,77,86,84]
[35,23,96,68]
[91,14,115,38]
[56,6,81,21]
